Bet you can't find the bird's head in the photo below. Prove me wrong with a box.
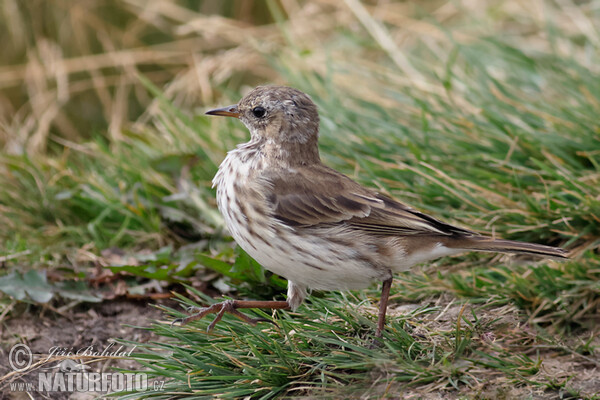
[206,85,320,145]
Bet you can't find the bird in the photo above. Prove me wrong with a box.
[176,85,569,336]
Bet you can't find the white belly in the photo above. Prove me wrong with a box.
[213,152,387,291]
[237,224,386,291]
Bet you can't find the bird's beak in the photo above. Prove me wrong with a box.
[205,105,240,118]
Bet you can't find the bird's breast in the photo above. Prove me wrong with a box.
[213,148,279,247]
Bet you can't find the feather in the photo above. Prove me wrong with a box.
[264,165,475,236]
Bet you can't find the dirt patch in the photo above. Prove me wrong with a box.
[0,299,171,400]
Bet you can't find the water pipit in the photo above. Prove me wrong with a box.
[176,85,568,336]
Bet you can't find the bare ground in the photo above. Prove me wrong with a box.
[0,299,168,400]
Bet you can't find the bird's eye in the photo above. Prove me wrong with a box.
[252,106,266,118]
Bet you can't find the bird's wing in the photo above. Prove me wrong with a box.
[264,165,475,236]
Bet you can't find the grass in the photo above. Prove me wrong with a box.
[121,287,593,398]
[1,0,599,398]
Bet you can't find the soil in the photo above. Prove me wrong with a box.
[0,299,172,400]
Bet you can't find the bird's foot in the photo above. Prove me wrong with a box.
[171,299,288,331]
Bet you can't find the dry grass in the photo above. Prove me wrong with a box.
[2,0,597,150]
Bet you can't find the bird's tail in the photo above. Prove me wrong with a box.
[445,236,569,260]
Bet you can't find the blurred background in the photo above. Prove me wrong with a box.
[1,1,599,397]
[2,0,597,260]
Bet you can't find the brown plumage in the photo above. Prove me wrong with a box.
[176,85,568,336]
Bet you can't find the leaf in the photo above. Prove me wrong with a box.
[0,271,101,304]
[195,254,236,278]
[0,272,27,300]
[196,251,287,289]
[108,264,177,281]
[22,270,54,303]
[232,250,266,283]
[55,281,102,302]
[268,274,288,289]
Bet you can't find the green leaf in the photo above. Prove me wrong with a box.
[0,271,54,303]
[231,249,266,283]
[195,254,235,278]
[0,272,27,300]
[55,281,102,302]
[22,270,54,303]
[108,264,178,281]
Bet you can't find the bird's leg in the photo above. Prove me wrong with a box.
[375,278,393,337]
[172,300,290,331]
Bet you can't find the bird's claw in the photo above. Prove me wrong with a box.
[186,305,203,313]
[171,300,277,331]
[169,305,206,328]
